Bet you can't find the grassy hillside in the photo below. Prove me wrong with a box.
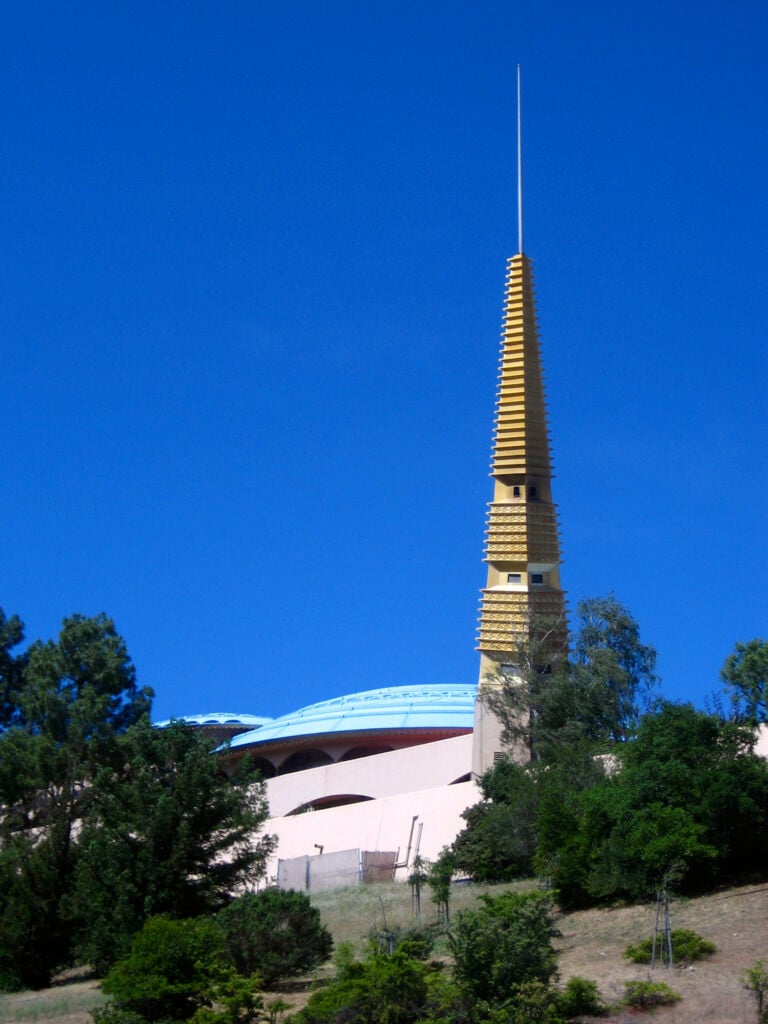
[1,882,765,1024]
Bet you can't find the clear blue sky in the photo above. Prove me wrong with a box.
[3,2,766,722]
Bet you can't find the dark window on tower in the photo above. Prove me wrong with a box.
[513,486,521,497]
[529,486,537,499]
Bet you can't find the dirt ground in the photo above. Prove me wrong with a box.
[556,883,768,1023]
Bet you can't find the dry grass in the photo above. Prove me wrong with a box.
[0,882,765,1023]
[556,883,768,1023]
[0,980,105,1024]
[308,877,538,955]
[311,880,768,1022]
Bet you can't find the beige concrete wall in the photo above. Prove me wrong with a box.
[265,733,473,817]
[263,777,479,883]
[756,724,768,758]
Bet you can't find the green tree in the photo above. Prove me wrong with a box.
[217,889,332,987]
[452,760,538,882]
[291,948,455,1024]
[480,612,569,761]
[100,916,230,1023]
[74,719,276,973]
[450,891,559,1006]
[482,595,657,765]
[427,847,455,926]
[0,613,152,988]
[0,613,151,837]
[721,639,768,724]
[551,702,768,907]
[0,608,26,727]
[569,594,658,743]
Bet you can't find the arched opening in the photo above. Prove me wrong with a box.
[249,757,276,779]
[338,745,394,762]
[286,794,374,815]
[278,748,334,775]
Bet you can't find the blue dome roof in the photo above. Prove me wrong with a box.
[228,684,477,750]
[155,712,273,729]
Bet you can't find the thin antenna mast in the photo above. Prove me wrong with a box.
[517,64,523,254]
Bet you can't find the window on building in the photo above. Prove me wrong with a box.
[507,573,521,584]
[530,573,545,585]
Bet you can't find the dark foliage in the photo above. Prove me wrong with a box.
[624,928,716,965]
[0,613,152,988]
[217,888,332,987]
[290,948,456,1024]
[75,720,276,973]
[552,702,768,907]
[450,891,559,1005]
[722,639,768,724]
[453,761,537,883]
[100,916,226,1022]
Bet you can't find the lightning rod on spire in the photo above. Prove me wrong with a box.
[517,64,523,255]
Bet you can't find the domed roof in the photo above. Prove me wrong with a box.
[155,712,273,729]
[229,683,477,750]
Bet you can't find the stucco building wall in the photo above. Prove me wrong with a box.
[266,733,473,816]
[262,735,479,882]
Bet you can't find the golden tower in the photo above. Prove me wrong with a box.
[472,250,566,773]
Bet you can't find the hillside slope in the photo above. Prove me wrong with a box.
[0,883,765,1024]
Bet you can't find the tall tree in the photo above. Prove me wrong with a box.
[569,594,658,743]
[482,594,658,763]
[480,610,569,760]
[553,702,768,907]
[0,613,153,987]
[74,718,276,973]
[721,638,768,724]
[0,608,26,728]
[0,613,152,836]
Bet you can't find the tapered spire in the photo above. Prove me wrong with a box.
[476,252,564,668]
[472,250,566,773]
[471,70,566,772]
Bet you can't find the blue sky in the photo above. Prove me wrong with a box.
[3,2,766,722]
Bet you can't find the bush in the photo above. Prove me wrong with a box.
[92,1008,146,1024]
[217,889,332,987]
[623,980,681,1009]
[291,949,447,1024]
[624,928,716,965]
[367,921,439,960]
[101,916,225,1022]
[556,976,604,1018]
[742,960,768,1024]
[451,891,559,1005]
[473,983,565,1024]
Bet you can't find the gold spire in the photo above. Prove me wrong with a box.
[476,252,565,673]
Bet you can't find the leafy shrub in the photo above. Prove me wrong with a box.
[101,916,226,1022]
[217,889,332,986]
[291,949,448,1024]
[92,1007,145,1024]
[742,960,768,1024]
[367,920,439,960]
[624,928,716,965]
[451,891,559,1005]
[556,976,604,1018]
[623,980,681,1009]
[472,982,565,1024]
